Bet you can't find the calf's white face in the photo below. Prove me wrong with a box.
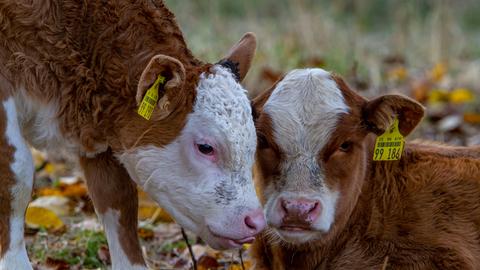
[118,66,262,249]
[257,69,348,244]
[253,68,424,245]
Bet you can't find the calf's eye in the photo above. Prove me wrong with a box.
[197,144,214,155]
[339,141,353,152]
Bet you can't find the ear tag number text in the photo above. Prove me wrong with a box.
[373,118,404,161]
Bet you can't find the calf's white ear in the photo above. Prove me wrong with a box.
[220,32,257,82]
[136,54,186,119]
[363,94,425,137]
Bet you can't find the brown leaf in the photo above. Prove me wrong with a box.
[198,254,220,270]
[45,257,70,270]
[138,227,155,240]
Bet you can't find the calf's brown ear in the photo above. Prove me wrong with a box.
[220,32,257,82]
[363,94,425,137]
[136,54,186,119]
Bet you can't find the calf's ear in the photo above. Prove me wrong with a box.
[363,94,425,137]
[219,32,257,82]
[136,54,186,119]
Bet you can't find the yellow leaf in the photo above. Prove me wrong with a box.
[228,261,253,270]
[36,187,62,197]
[25,206,64,231]
[428,89,450,104]
[137,227,154,240]
[430,63,447,82]
[137,188,173,222]
[44,163,55,174]
[450,88,475,104]
[30,195,71,216]
[387,66,408,81]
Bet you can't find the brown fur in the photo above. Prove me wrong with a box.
[0,87,15,257]
[0,0,205,152]
[252,74,480,270]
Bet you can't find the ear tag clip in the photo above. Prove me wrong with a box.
[137,75,166,120]
[373,118,404,161]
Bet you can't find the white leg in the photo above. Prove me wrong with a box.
[0,98,33,270]
[80,152,147,270]
[102,210,148,270]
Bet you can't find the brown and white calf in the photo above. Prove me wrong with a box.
[250,68,480,269]
[0,1,265,269]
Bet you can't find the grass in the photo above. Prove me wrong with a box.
[27,228,108,269]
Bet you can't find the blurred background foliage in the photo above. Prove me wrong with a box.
[165,0,480,86]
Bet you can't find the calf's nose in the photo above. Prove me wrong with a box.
[244,209,266,234]
[280,198,321,223]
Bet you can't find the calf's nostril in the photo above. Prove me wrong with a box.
[245,216,257,230]
[244,210,266,232]
[281,199,289,214]
[308,202,319,213]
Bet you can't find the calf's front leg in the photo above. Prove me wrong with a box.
[0,97,33,270]
[80,150,147,270]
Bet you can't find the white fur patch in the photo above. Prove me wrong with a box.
[264,68,348,156]
[117,65,261,248]
[14,88,68,151]
[101,209,147,270]
[0,98,34,270]
[262,68,348,237]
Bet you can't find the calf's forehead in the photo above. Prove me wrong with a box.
[263,69,349,155]
[193,65,257,168]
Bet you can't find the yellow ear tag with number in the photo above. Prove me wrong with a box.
[373,118,404,161]
[137,75,166,120]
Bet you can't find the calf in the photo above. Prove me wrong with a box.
[0,1,265,269]
[251,68,480,269]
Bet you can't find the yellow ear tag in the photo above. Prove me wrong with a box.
[137,75,166,120]
[373,118,404,161]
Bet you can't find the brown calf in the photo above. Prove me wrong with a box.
[0,1,265,269]
[251,68,480,269]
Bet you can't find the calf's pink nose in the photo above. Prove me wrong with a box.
[244,209,266,233]
[280,198,321,222]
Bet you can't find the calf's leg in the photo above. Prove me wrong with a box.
[0,97,33,270]
[80,151,147,270]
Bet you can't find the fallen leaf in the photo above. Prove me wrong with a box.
[428,89,450,104]
[97,245,111,265]
[30,196,71,216]
[138,188,173,222]
[430,63,447,82]
[450,88,475,104]
[387,66,408,82]
[45,257,70,270]
[60,182,87,197]
[25,206,64,231]
[464,113,480,124]
[138,227,155,240]
[198,254,220,270]
[36,187,63,197]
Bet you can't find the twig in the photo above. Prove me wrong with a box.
[239,248,245,270]
[381,256,389,270]
[181,228,197,270]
